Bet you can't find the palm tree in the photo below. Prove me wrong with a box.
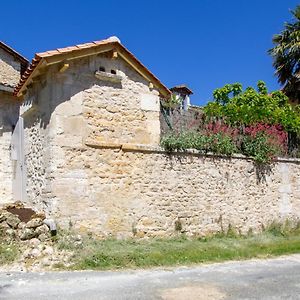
[268,6,300,101]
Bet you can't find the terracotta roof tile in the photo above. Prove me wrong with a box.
[93,40,105,45]
[36,52,48,57]
[57,49,71,54]
[46,50,60,55]
[14,37,171,97]
[65,46,80,51]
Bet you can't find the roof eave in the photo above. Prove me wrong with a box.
[15,40,171,99]
[16,57,44,97]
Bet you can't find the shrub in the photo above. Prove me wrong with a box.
[242,134,277,164]
[207,133,237,156]
[161,131,237,156]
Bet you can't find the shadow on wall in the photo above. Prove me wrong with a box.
[20,53,153,211]
[163,151,274,184]
[0,94,20,137]
[0,48,21,73]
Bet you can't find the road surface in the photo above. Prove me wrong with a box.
[1,254,300,299]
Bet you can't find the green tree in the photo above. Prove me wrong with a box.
[204,81,300,133]
[268,5,300,101]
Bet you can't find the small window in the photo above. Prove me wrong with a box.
[99,66,105,72]
[111,69,117,75]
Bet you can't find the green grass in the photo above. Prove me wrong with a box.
[0,241,19,266]
[0,230,20,266]
[57,224,300,270]
[2,222,300,269]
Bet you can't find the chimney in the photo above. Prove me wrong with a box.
[170,85,193,111]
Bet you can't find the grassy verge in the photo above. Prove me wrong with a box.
[57,224,300,270]
[0,241,19,266]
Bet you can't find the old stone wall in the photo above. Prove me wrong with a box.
[22,73,56,212]
[48,144,300,238]
[22,52,161,213]
[21,51,300,238]
[0,93,20,203]
[81,54,160,146]
[0,48,21,88]
[160,105,204,134]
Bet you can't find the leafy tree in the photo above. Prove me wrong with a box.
[204,81,300,133]
[268,6,300,101]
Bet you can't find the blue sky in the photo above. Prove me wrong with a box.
[1,0,299,105]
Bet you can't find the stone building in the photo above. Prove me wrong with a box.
[1,37,300,238]
[0,42,28,203]
[7,37,175,235]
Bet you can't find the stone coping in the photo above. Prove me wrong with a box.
[84,140,300,164]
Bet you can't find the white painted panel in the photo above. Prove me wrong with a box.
[11,117,26,201]
[140,94,160,112]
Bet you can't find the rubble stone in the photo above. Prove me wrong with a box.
[6,213,21,229]
[38,233,50,242]
[31,212,46,221]
[19,228,37,240]
[0,221,9,229]
[35,224,50,235]
[43,246,54,256]
[29,238,41,248]
[26,218,43,228]
[0,210,12,222]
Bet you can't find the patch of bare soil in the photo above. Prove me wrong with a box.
[161,284,225,300]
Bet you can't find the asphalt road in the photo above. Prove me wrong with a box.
[1,255,300,300]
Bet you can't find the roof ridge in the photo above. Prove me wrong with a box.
[14,37,171,98]
[0,41,29,63]
[35,38,113,58]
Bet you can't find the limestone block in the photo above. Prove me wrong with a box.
[63,116,84,135]
[55,135,83,147]
[26,218,43,228]
[38,233,49,242]
[55,92,83,116]
[140,93,160,112]
[35,224,50,236]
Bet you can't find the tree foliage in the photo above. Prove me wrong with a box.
[268,5,300,100]
[204,81,300,133]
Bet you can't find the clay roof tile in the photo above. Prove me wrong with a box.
[14,37,171,98]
